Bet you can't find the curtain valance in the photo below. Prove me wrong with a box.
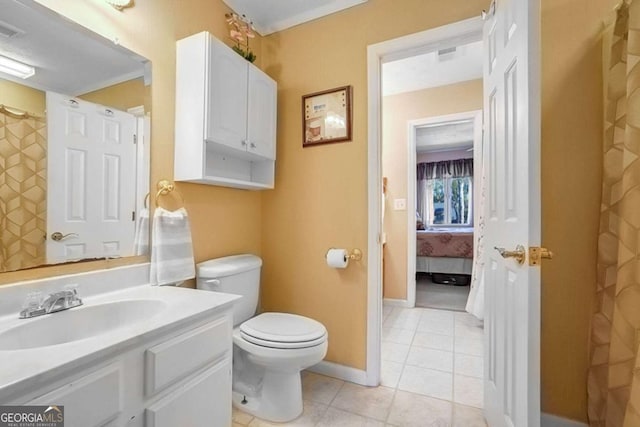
[417,158,473,180]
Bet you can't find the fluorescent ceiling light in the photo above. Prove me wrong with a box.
[0,54,35,79]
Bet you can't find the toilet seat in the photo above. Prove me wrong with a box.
[240,312,327,349]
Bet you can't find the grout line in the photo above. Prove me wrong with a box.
[326,378,346,407]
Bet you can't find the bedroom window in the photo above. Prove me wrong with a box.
[428,176,472,225]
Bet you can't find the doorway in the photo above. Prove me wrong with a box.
[407,110,482,312]
[365,15,485,388]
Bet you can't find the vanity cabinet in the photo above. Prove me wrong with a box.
[20,309,233,427]
[174,31,277,190]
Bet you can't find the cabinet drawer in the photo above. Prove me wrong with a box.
[29,364,121,427]
[145,358,231,427]
[145,316,231,395]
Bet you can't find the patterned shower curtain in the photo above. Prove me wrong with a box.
[587,2,640,425]
[0,107,47,272]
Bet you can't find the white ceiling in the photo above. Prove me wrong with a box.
[221,0,368,35]
[416,120,475,153]
[382,40,483,96]
[0,0,148,96]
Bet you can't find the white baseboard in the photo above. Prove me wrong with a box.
[307,361,368,386]
[383,298,413,308]
[541,413,588,427]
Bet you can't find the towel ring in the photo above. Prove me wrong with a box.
[155,179,185,207]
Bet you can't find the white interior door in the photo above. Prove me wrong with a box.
[482,0,541,426]
[46,92,136,263]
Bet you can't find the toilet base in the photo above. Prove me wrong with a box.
[232,370,303,422]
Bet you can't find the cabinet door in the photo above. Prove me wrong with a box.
[29,364,122,427]
[206,37,248,151]
[247,66,277,160]
[145,359,231,427]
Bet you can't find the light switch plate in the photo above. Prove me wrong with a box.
[393,198,406,211]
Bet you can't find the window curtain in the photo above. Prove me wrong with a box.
[588,3,640,426]
[416,158,474,223]
[466,155,486,320]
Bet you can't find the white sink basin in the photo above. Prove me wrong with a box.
[0,299,167,350]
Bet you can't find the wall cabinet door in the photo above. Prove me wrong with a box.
[206,38,248,151]
[247,66,277,160]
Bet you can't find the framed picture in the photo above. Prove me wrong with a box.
[302,85,352,147]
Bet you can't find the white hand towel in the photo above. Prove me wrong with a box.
[133,208,150,256]
[149,207,195,286]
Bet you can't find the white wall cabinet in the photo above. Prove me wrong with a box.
[19,310,233,427]
[175,31,277,190]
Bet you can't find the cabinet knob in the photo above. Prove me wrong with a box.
[241,140,247,146]
[250,142,256,149]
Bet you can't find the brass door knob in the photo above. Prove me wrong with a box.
[494,245,526,265]
[50,232,79,241]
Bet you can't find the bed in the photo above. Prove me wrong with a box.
[416,227,474,275]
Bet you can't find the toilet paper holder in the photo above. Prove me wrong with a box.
[326,248,363,262]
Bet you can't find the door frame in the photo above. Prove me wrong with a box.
[366,16,483,385]
[406,109,483,308]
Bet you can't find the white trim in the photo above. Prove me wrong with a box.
[406,120,417,308]
[367,16,483,388]
[221,0,368,36]
[383,298,412,308]
[366,35,383,388]
[307,361,368,385]
[541,413,588,427]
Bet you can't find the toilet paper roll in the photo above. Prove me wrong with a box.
[326,248,349,269]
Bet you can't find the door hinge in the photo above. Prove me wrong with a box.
[132,211,136,221]
[133,134,137,144]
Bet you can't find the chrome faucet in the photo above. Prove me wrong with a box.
[19,286,83,319]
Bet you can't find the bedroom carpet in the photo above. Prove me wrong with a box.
[416,274,470,311]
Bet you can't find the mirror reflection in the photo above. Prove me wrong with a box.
[0,0,151,272]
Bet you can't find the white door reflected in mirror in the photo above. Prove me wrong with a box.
[46,92,137,264]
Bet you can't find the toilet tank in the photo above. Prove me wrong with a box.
[196,254,262,327]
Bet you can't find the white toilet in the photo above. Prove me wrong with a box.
[196,254,328,423]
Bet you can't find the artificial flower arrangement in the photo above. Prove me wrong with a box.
[225,12,256,63]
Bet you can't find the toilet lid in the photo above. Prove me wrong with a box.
[240,312,327,349]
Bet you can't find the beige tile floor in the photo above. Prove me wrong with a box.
[232,306,486,427]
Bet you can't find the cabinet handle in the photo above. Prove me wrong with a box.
[241,140,247,146]
[250,142,256,149]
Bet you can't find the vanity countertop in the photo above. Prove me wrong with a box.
[0,284,240,403]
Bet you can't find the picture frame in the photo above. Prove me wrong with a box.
[302,85,352,147]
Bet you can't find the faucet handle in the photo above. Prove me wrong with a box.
[62,284,82,307]
[63,284,79,296]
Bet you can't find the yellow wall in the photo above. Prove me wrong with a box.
[1,0,615,421]
[540,0,616,420]
[79,77,148,112]
[0,79,45,116]
[381,80,483,300]
[260,0,485,371]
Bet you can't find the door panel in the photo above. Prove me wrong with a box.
[482,0,541,425]
[46,92,136,263]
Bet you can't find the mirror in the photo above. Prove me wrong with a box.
[0,0,151,273]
